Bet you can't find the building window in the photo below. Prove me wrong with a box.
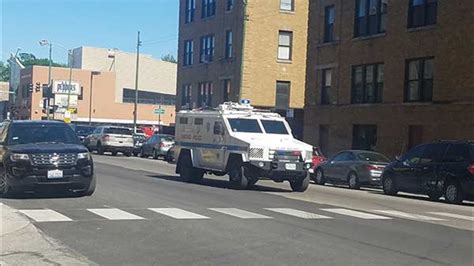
[351,63,384,104]
[278,31,293,60]
[200,35,215,63]
[352,125,377,151]
[355,0,387,37]
[223,79,231,102]
[202,0,216,18]
[226,0,234,11]
[280,0,294,11]
[275,81,290,110]
[122,89,176,105]
[408,0,437,28]
[324,5,335,42]
[321,69,332,105]
[185,0,196,23]
[405,57,433,102]
[78,86,84,100]
[183,40,194,66]
[198,82,213,107]
[181,84,192,108]
[225,30,233,59]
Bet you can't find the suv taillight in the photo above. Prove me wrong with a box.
[468,164,474,175]
[367,165,381,171]
[103,134,110,141]
[160,143,165,148]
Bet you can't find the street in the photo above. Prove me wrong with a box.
[2,155,473,265]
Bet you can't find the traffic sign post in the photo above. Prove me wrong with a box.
[154,107,165,125]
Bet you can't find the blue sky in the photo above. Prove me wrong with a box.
[1,0,179,63]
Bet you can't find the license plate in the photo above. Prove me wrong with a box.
[285,163,296,170]
[47,169,63,179]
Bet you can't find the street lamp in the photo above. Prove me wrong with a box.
[39,40,52,120]
[89,71,101,125]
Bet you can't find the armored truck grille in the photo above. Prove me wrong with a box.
[269,150,301,162]
[249,148,264,159]
[31,153,77,166]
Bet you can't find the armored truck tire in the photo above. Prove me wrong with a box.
[289,174,310,192]
[228,164,250,190]
[178,151,204,183]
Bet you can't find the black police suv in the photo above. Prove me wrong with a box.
[0,120,95,196]
[381,141,474,204]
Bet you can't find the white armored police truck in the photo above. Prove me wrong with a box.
[174,101,314,192]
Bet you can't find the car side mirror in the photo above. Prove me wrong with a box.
[395,155,401,161]
[402,160,410,167]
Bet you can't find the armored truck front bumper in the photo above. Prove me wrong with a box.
[248,160,312,182]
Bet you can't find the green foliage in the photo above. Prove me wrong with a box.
[161,54,177,63]
[0,62,10,82]
[18,53,67,67]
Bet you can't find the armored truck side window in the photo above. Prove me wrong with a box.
[228,118,262,133]
[261,120,288,135]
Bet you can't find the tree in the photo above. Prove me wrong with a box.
[0,61,10,82]
[18,52,67,68]
[161,54,177,64]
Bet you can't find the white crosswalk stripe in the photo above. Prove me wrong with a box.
[374,210,445,221]
[320,208,392,220]
[88,208,145,220]
[265,208,332,219]
[209,208,272,219]
[19,209,73,222]
[148,208,209,219]
[426,212,474,221]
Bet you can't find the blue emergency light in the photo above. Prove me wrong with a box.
[240,99,251,105]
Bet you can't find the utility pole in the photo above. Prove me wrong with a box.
[133,31,142,133]
[46,43,52,120]
[66,50,74,115]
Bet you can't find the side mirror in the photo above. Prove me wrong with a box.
[395,155,401,161]
[402,160,410,167]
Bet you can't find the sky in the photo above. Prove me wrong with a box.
[1,0,179,64]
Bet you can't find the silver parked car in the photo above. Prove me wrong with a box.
[140,134,175,159]
[313,150,390,189]
[84,126,134,156]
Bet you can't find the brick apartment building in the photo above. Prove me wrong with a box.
[177,0,309,138]
[304,0,474,158]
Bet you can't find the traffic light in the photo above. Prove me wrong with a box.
[35,82,41,92]
[42,85,52,98]
[28,84,34,93]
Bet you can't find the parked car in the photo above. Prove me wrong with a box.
[140,134,175,159]
[314,150,390,189]
[382,141,474,204]
[165,144,176,163]
[309,147,327,176]
[0,120,95,196]
[72,125,96,143]
[133,134,147,156]
[84,126,134,156]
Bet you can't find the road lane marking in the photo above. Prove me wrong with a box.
[209,208,272,219]
[148,208,209,219]
[427,212,474,221]
[320,208,392,220]
[19,209,73,222]
[265,208,332,219]
[87,208,145,220]
[373,210,445,221]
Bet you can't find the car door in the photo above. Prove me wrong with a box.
[144,136,157,155]
[438,144,471,190]
[417,143,448,192]
[393,145,426,192]
[333,152,357,181]
[325,152,348,179]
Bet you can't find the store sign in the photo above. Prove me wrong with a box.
[54,94,78,107]
[52,80,81,95]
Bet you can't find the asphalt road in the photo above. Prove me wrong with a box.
[2,154,473,266]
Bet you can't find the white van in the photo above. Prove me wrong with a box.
[175,102,313,192]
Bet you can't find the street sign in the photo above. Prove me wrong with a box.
[154,108,165,115]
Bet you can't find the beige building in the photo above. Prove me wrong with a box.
[177,0,308,137]
[304,0,474,158]
[13,66,175,126]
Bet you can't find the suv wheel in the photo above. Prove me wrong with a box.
[0,171,12,197]
[444,181,464,204]
[348,172,360,189]
[290,174,310,192]
[382,176,398,196]
[97,143,104,155]
[314,168,326,185]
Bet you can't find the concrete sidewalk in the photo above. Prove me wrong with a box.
[0,202,92,265]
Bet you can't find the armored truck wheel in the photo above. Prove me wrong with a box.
[229,165,250,190]
[290,175,310,192]
[178,150,204,183]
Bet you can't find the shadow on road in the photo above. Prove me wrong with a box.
[367,190,474,207]
[147,174,292,193]
[2,189,86,200]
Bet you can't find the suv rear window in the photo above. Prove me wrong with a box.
[8,123,79,145]
[444,144,470,163]
[104,128,132,135]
